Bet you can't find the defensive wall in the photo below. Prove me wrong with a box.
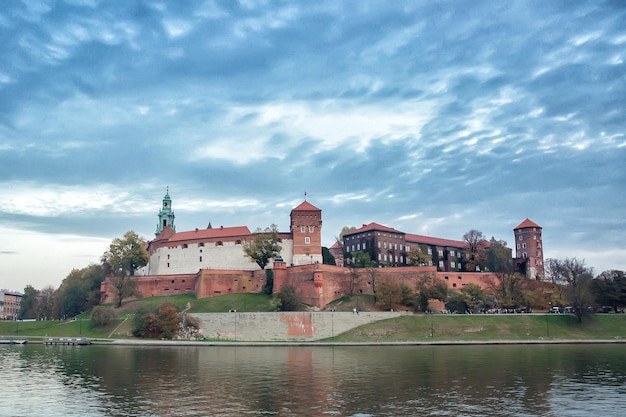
[101,263,498,309]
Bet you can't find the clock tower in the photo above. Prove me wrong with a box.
[156,187,176,235]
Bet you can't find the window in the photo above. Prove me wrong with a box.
[384,242,387,249]
[300,226,305,233]
[522,243,526,248]
[236,240,242,245]
[394,243,397,250]
[378,241,381,248]
[378,253,382,261]
[438,250,444,257]
[438,260,444,268]
[450,250,455,257]
[309,226,314,232]
[183,244,188,248]
[428,248,432,255]
[216,241,223,246]
[451,261,456,268]
[357,243,360,250]
[305,237,311,244]
[533,236,537,240]
[384,254,388,261]
[522,252,528,258]
[199,256,202,262]
[519,235,523,240]
[517,244,520,249]
[363,242,366,250]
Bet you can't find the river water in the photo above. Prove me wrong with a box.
[1,343,625,416]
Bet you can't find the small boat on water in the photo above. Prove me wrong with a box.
[44,337,92,346]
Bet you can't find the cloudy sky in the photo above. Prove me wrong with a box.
[1,0,625,291]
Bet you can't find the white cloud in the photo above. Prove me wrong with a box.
[0,226,109,290]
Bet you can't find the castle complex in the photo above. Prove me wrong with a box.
[100,190,545,307]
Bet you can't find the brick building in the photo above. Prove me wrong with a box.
[0,290,22,320]
[514,218,545,280]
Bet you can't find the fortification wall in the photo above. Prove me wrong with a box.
[102,265,499,309]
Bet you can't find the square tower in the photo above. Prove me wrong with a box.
[290,200,323,265]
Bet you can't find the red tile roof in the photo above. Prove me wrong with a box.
[166,226,252,242]
[329,241,342,249]
[405,233,465,248]
[292,201,321,212]
[514,218,541,230]
[346,222,404,235]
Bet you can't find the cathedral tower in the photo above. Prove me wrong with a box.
[156,187,176,235]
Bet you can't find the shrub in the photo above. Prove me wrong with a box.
[276,285,299,311]
[91,306,117,327]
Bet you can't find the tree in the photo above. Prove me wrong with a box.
[485,238,512,273]
[322,246,336,265]
[407,246,430,266]
[38,286,56,320]
[338,226,357,241]
[376,278,403,310]
[546,258,595,322]
[91,306,117,327]
[592,270,626,312]
[459,283,490,312]
[243,224,282,270]
[19,285,40,320]
[346,251,377,295]
[276,285,299,311]
[414,274,448,312]
[484,271,527,310]
[157,301,181,339]
[101,230,149,307]
[463,229,487,272]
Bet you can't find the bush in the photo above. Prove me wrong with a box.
[91,306,117,327]
[276,286,299,311]
[132,301,182,339]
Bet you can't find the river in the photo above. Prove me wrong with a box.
[1,343,625,416]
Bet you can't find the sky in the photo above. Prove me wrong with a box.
[1,0,625,292]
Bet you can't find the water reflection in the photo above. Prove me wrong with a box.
[1,344,625,416]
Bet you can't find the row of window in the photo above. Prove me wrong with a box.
[300,226,315,233]
[516,242,542,249]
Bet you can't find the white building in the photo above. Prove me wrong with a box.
[145,191,322,275]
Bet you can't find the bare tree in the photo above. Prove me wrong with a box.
[546,258,594,322]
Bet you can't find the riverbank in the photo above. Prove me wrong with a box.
[3,313,624,345]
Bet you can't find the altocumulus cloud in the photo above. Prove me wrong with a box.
[0,0,624,289]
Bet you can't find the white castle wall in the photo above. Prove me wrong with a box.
[148,239,295,275]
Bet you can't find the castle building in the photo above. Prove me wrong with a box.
[514,218,544,280]
[342,223,468,272]
[405,233,466,272]
[342,223,407,267]
[145,191,322,275]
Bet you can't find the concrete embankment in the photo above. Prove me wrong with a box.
[191,311,405,341]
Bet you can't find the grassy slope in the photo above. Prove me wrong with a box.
[1,294,625,342]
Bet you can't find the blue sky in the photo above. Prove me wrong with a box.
[1,0,625,291]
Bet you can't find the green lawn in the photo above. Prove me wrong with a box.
[328,313,626,342]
